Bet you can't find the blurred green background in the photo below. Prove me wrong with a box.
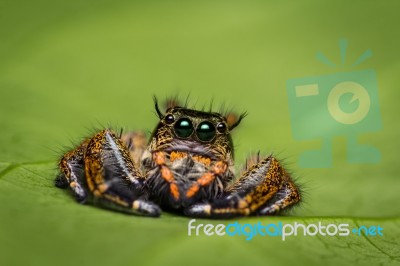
[1,1,399,266]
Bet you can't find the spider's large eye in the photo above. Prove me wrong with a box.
[165,114,175,124]
[174,118,193,138]
[196,121,216,142]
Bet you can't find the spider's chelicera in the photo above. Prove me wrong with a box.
[56,97,301,218]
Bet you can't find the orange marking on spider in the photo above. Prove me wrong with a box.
[97,183,108,193]
[186,172,216,198]
[160,165,174,183]
[170,151,187,162]
[170,183,180,200]
[103,194,129,207]
[186,184,200,198]
[213,161,227,174]
[192,155,211,166]
[197,172,215,186]
[153,152,166,165]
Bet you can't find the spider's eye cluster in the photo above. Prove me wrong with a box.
[165,114,227,142]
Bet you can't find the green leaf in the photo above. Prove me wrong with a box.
[1,1,399,266]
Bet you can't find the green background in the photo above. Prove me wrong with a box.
[1,1,399,265]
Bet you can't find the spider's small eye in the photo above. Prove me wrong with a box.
[216,122,227,133]
[196,121,216,142]
[174,118,193,138]
[165,114,175,124]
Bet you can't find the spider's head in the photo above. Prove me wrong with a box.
[149,97,246,160]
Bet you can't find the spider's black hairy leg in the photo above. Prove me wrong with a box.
[257,179,300,215]
[58,129,161,217]
[55,173,69,188]
[58,139,89,203]
[84,129,161,216]
[185,155,301,218]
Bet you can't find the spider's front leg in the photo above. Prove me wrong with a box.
[185,155,301,218]
[56,129,161,217]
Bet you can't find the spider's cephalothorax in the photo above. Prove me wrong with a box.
[56,97,301,218]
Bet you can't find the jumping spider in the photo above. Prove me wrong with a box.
[56,97,301,218]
